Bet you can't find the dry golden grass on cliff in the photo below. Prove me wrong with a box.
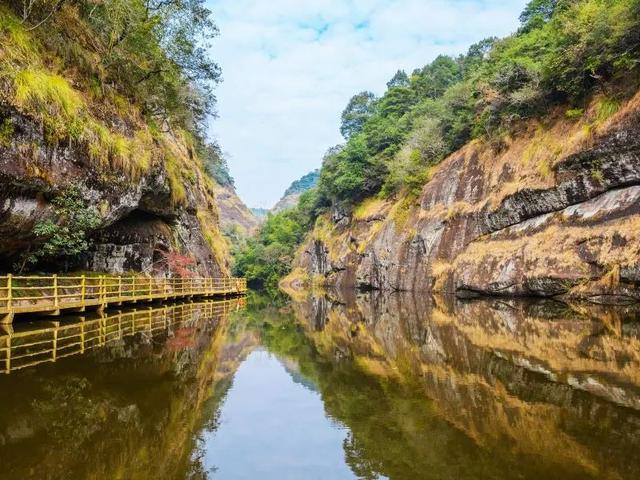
[0,5,224,205]
[309,214,357,263]
[430,261,452,292]
[0,8,158,179]
[419,90,640,220]
[196,210,230,275]
[455,215,640,287]
[352,197,390,220]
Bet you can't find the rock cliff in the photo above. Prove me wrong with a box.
[0,8,230,276]
[286,92,640,303]
[0,106,230,276]
[215,184,260,236]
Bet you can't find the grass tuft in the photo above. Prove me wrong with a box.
[595,96,621,125]
[14,69,83,118]
[166,154,187,205]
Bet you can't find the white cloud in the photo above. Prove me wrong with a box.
[206,0,528,208]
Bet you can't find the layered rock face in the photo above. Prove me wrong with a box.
[215,184,260,236]
[271,190,302,214]
[0,108,228,276]
[287,92,640,303]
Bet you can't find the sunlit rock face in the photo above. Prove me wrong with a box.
[287,92,640,303]
[288,289,640,479]
[0,108,227,276]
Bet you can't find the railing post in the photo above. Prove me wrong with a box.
[99,275,105,304]
[52,326,58,362]
[148,277,152,298]
[5,335,10,374]
[80,274,86,305]
[118,276,122,299]
[6,274,12,313]
[80,322,85,354]
[53,274,59,308]
[132,276,136,298]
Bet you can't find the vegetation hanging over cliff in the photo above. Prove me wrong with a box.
[234,0,640,287]
[0,0,233,273]
[319,0,640,206]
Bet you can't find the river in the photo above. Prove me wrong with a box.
[0,291,639,479]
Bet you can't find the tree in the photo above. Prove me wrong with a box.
[340,91,377,140]
[202,143,235,187]
[20,184,101,271]
[154,250,196,277]
[460,37,498,77]
[519,0,559,32]
[412,55,462,99]
[386,69,409,89]
[9,0,222,135]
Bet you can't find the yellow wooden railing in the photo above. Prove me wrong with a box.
[0,298,245,374]
[0,275,247,323]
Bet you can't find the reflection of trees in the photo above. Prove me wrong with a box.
[343,432,381,480]
[246,298,510,479]
[0,300,244,480]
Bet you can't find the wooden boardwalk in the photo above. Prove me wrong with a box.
[0,275,247,324]
[0,298,245,374]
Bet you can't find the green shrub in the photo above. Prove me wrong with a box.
[20,184,101,272]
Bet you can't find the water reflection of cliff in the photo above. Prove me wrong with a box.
[289,289,640,480]
[0,299,246,480]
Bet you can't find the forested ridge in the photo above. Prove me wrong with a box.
[234,0,640,290]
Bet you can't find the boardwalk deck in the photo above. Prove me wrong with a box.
[0,275,247,323]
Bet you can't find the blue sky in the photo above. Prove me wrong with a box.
[206,0,529,208]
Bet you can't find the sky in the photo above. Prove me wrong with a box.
[206,0,529,209]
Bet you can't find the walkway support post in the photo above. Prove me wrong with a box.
[2,274,14,324]
[98,275,105,313]
[53,274,59,309]
[7,274,12,313]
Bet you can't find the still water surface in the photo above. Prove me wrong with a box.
[0,292,640,479]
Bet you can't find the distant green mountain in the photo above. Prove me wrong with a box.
[273,170,320,212]
[283,170,320,196]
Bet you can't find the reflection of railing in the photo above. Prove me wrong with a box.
[0,298,246,374]
[0,275,247,323]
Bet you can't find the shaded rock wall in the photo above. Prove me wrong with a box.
[287,92,640,303]
[0,108,228,276]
